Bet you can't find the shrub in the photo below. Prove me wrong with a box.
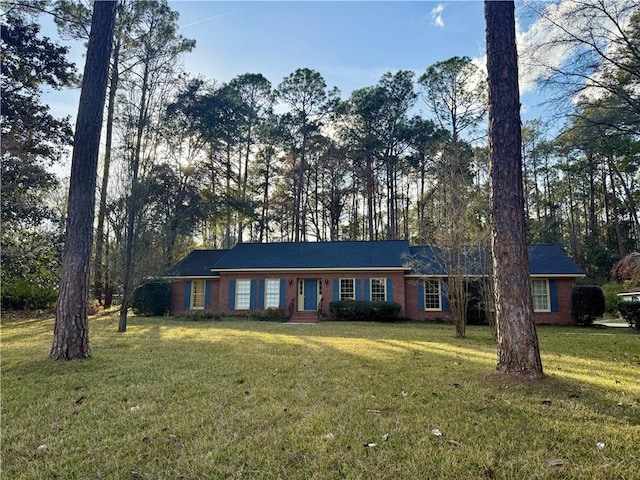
[601,282,626,313]
[329,300,401,322]
[1,277,57,311]
[131,279,170,316]
[177,308,223,322]
[250,308,287,322]
[571,285,605,326]
[617,301,640,330]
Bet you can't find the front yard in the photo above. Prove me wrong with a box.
[2,316,638,479]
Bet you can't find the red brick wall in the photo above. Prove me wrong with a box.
[170,280,185,315]
[533,278,576,326]
[169,278,220,315]
[171,273,577,325]
[217,270,407,317]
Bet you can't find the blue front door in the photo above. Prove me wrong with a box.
[303,279,318,311]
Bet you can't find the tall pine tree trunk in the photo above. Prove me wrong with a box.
[94,36,120,305]
[51,0,117,360]
[485,0,543,379]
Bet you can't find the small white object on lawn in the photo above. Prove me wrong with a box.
[596,442,605,450]
[130,405,141,412]
[401,390,409,398]
[36,444,48,453]
[431,429,443,437]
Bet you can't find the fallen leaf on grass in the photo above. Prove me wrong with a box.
[476,404,488,412]
[36,444,48,454]
[541,399,552,405]
[325,433,335,440]
[431,429,443,437]
[545,458,568,467]
[130,405,141,412]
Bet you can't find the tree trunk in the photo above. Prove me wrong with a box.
[94,36,120,305]
[485,0,543,379]
[51,0,117,360]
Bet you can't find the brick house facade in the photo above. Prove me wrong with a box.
[166,241,584,325]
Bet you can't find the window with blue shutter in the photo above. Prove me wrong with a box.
[355,279,362,300]
[204,280,211,309]
[258,279,265,309]
[549,279,559,312]
[280,279,286,308]
[184,280,192,310]
[417,279,425,311]
[228,279,236,310]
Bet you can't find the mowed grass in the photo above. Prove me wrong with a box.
[1,316,639,480]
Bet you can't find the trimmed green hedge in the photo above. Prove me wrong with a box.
[329,300,401,322]
[617,301,640,330]
[132,279,170,316]
[571,285,605,326]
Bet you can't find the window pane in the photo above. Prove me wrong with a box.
[371,278,386,301]
[191,280,205,309]
[340,278,354,300]
[265,279,280,308]
[236,280,251,310]
[531,279,549,311]
[424,279,441,310]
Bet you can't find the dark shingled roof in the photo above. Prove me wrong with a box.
[164,249,229,277]
[165,243,584,277]
[407,244,584,276]
[213,240,411,270]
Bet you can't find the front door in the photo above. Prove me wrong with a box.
[298,279,319,311]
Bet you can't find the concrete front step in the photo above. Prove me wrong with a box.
[288,312,320,323]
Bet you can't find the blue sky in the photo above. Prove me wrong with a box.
[41,1,555,137]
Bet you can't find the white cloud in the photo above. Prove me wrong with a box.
[431,4,445,28]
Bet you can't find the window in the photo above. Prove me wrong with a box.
[191,280,205,309]
[340,278,355,300]
[424,279,441,311]
[265,279,280,308]
[236,279,251,310]
[371,278,387,301]
[531,279,550,312]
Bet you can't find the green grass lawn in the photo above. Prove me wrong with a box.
[2,316,639,479]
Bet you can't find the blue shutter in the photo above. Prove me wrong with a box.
[441,280,449,311]
[355,279,362,300]
[184,281,192,310]
[204,280,211,309]
[279,279,286,308]
[364,279,371,301]
[417,279,425,311]
[228,279,236,310]
[258,279,265,309]
[333,279,339,300]
[250,279,257,309]
[386,278,393,301]
[549,279,559,312]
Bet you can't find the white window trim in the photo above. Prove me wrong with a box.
[424,278,442,312]
[339,278,355,301]
[370,278,387,302]
[190,279,205,310]
[235,279,251,310]
[532,279,551,313]
[264,278,280,309]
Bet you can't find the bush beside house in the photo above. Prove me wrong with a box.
[617,301,640,330]
[132,279,170,316]
[329,300,401,322]
[571,286,605,326]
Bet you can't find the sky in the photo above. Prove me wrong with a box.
[41,0,551,130]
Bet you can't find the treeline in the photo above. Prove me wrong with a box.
[1,0,639,310]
